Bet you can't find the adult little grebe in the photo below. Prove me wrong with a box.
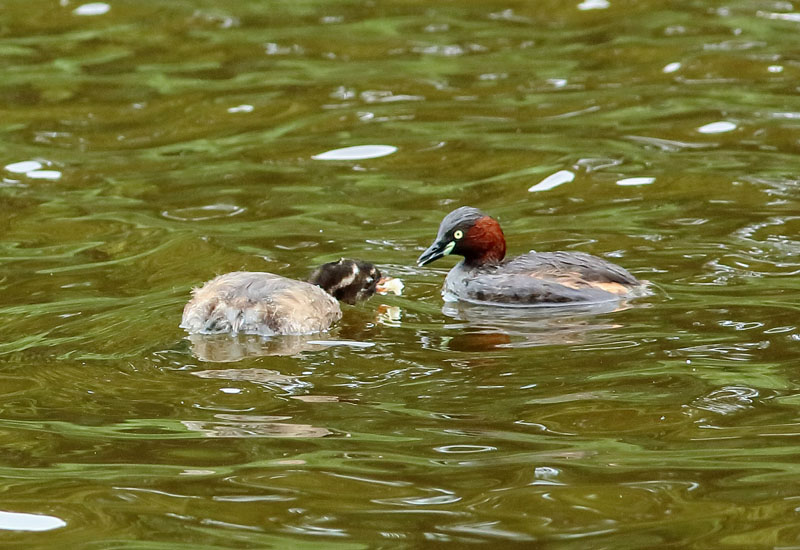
[181,259,393,335]
[417,206,646,305]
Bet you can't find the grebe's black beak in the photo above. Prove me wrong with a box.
[417,238,455,267]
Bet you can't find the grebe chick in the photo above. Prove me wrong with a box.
[417,206,645,305]
[181,259,389,335]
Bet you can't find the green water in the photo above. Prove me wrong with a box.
[3,0,800,547]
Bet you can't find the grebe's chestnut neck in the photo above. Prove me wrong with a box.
[417,206,506,268]
[307,259,381,305]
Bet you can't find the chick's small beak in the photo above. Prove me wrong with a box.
[376,276,404,296]
[416,240,454,267]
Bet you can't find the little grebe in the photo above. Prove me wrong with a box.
[181,259,392,335]
[417,206,645,305]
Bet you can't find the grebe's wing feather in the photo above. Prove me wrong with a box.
[457,272,621,305]
[505,252,640,286]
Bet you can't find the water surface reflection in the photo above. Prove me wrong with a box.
[3,0,800,546]
[440,300,631,350]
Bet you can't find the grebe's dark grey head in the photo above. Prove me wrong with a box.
[308,259,381,305]
[417,206,506,267]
